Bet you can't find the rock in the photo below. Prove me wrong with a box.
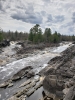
[0,94,1,98]
[12,66,33,81]
[43,76,64,99]
[64,86,75,100]
[12,76,21,81]
[26,88,35,96]
[19,95,26,100]
[15,89,27,97]
[34,81,43,90]
[65,81,74,88]
[42,45,75,100]
[73,75,75,80]
[34,76,40,82]
[0,39,10,47]
[26,81,36,89]
[61,71,74,78]
[0,82,9,88]
[27,71,35,78]
[19,79,31,87]
[8,83,13,88]
[7,96,19,100]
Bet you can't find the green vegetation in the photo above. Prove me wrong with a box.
[0,24,75,43]
[0,31,3,41]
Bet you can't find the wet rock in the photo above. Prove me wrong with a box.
[26,81,36,89]
[19,95,26,100]
[8,83,13,88]
[0,82,9,88]
[19,79,31,87]
[26,88,35,96]
[34,77,40,82]
[34,81,43,90]
[27,71,35,78]
[7,96,19,100]
[12,66,33,81]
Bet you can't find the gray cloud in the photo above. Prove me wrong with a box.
[54,15,64,22]
[0,1,5,12]
[72,12,75,23]
[47,15,64,23]
[69,27,74,32]
[0,0,75,35]
[0,2,2,10]
[43,0,51,3]
[11,3,43,24]
[41,11,46,16]
[11,12,42,24]
[47,14,53,22]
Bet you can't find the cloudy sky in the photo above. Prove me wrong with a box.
[0,0,75,35]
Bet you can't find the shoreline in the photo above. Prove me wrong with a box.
[43,44,75,100]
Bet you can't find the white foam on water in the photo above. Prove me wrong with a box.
[0,42,72,81]
[53,42,72,53]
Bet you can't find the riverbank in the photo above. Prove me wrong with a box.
[42,43,75,100]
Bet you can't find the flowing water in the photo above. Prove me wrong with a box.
[0,42,72,100]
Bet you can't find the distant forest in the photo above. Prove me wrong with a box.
[0,24,75,44]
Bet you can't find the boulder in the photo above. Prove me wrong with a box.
[43,76,65,99]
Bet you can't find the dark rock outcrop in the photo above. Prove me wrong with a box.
[0,39,10,47]
[43,45,75,100]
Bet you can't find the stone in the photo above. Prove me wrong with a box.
[19,79,31,87]
[26,88,35,96]
[27,71,35,78]
[12,66,33,81]
[0,82,9,88]
[8,83,13,88]
[64,86,75,100]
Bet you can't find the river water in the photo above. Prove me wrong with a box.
[0,42,72,100]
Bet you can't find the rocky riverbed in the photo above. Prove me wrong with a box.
[42,43,75,100]
[0,42,72,100]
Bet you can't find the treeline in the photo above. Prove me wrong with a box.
[0,30,28,41]
[0,24,75,43]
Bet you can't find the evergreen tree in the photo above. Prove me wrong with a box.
[44,28,51,42]
[28,28,33,42]
[0,31,3,41]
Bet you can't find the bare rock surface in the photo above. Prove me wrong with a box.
[42,45,75,100]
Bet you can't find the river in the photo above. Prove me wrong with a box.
[0,42,72,100]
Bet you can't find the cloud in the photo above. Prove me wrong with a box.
[0,0,75,35]
[0,2,2,10]
[47,15,64,23]
[11,3,43,24]
[47,14,53,22]
[54,15,64,22]
[72,12,75,23]
[11,12,42,24]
